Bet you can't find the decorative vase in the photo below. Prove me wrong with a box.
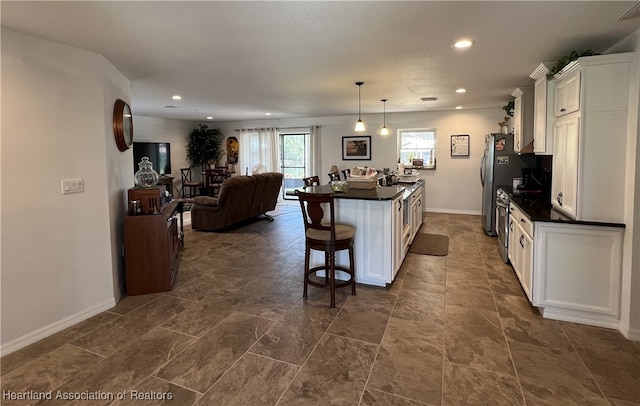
[134,157,159,188]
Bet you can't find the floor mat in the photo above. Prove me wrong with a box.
[408,233,449,256]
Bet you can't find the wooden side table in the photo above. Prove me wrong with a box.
[157,175,174,197]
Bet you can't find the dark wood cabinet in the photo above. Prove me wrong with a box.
[124,202,180,295]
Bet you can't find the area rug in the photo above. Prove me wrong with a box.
[408,233,449,256]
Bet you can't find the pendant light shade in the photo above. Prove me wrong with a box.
[354,82,365,132]
[380,98,389,136]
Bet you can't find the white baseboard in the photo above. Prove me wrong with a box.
[424,208,482,215]
[618,323,640,341]
[0,298,116,357]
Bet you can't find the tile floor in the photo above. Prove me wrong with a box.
[2,207,639,406]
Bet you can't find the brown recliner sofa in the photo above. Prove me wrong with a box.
[190,172,284,231]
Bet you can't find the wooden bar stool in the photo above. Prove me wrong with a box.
[295,190,356,308]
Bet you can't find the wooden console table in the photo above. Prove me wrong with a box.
[124,201,182,295]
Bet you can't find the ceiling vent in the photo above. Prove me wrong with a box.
[617,1,640,20]
[421,97,438,102]
[162,105,180,109]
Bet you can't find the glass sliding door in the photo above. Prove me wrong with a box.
[279,132,307,199]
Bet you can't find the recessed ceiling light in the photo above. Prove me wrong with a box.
[206,116,213,120]
[454,39,474,48]
[456,88,467,93]
[455,106,463,110]
[265,113,272,116]
[172,95,182,100]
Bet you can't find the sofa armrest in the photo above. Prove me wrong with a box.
[193,196,219,207]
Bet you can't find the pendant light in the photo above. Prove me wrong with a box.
[380,98,389,136]
[354,82,365,132]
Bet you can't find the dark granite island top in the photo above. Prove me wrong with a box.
[290,179,424,201]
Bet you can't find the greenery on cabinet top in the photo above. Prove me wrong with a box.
[546,50,597,80]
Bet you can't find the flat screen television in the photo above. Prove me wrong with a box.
[133,142,172,175]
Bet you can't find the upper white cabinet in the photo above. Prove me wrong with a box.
[529,63,554,154]
[551,116,579,218]
[510,87,534,153]
[548,53,632,223]
[554,70,581,116]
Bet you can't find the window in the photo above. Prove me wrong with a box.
[398,128,436,169]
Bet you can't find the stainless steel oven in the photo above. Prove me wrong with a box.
[496,188,510,263]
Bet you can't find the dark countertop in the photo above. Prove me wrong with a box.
[499,186,625,228]
[288,179,424,201]
[290,184,404,200]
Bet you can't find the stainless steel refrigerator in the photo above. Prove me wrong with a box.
[480,133,537,236]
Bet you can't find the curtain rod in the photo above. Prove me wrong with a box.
[234,125,320,132]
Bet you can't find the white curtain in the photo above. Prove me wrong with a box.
[238,127,280,175]
[307,125,320,178]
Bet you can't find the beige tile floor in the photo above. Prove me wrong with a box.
[2,206,639,406]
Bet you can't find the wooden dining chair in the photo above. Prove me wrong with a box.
[205,169,227,196]
[328,172,340,182]
[303,176,320,187]
[180,168,203,198]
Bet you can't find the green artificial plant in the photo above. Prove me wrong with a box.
[498,100,514,130]
[186,124,224,170]
[546,49,598,80]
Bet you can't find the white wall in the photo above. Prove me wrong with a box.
[0,29,131,354]
[207,108,502,214]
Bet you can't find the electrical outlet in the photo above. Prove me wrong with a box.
[61,178,85,194]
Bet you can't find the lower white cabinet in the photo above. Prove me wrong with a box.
[533,222,623,328]
[508,204,533,302]
[393,196,404,278]
[410,188,423,239]
[508,203,624,329]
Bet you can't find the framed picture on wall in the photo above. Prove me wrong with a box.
[451,134,470,157]
[342,136,371,160]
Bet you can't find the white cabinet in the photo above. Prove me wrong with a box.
[393,196,403,277]
[548,53,632,223]
[508,202,624,328]
[510,87,534,153]
[508,203,533,302]
[551,116,579,218]
[554,70,580,117]
[533,222,624,328]
[410,187,423,240]
[529,63,554,154]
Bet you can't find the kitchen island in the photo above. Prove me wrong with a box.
[292,181,424,287]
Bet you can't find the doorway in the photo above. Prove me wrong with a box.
[279,132,308,200]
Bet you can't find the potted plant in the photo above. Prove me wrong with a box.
[498,100,514,134]
[186,124,224,173]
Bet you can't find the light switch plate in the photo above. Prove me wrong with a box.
[61,178,85,194]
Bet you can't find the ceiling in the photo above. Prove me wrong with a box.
[2,1,639,123]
